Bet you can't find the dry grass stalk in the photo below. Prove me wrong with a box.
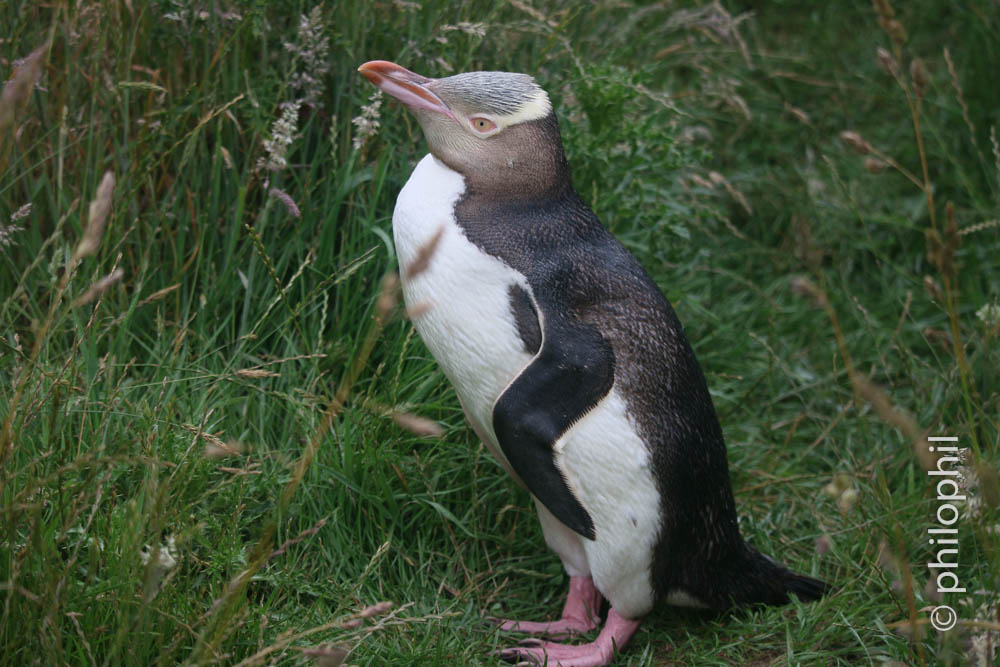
[943,47,982,159]
[784,101,811,126]
[72,268,124,307]
[301,644,348,667]
[180,422,227,450]
[853,375,935,470]
[405,301,431,320]
[405,224,445,279]
[791,276,935,470]
[376,272,400,322]
[74,171,115,261]
[359,601,394,618]
[392,411,444,438]
[203,440,245,459]
[708,171,752,214]
[269,517,327,559]
[959,218,1000,236]
[0,42,48,130]
[235,368,280,379]
[871,0,906,46]
[992,127,1000,192]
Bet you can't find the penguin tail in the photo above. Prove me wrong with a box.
[780,569,830,602]
[740,545,831,606]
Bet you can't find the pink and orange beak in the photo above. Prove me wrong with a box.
[358,60,456,120]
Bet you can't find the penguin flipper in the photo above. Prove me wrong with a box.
[492,317,614,540]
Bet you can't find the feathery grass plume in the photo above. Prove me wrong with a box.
[72,268,125,307]
[285,6,330,107]
[74,171,115,261]
[0,223,22,248]
[269,187,301,218]
[0,42,48,131]
[0,203,30,247]
[10,202,32,222]
[258,100,301,173]
[351,89,382,152]
[976,302,1000,333]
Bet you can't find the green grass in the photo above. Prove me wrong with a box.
[1,0,997,665]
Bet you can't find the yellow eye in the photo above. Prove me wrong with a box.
[470,117,497,133]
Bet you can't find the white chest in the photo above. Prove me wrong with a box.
[392,155,533,441]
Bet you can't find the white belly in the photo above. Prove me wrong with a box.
[393,154,533,447]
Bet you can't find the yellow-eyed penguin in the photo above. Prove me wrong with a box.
[358,60,829,667]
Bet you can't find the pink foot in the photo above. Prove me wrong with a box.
[498,608,640,666]
[497,576,603,637]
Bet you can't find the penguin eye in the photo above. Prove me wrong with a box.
[470,117,497,134]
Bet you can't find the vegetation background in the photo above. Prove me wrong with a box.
[1,0,997,664]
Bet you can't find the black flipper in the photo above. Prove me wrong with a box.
[492,306,615,541]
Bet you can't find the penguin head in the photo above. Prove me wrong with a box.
[359,61,569,195]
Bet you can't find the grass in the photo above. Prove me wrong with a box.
[1,0,997,664]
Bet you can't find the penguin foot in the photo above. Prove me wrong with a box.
[497,608,640,667]
[496,576,603,638]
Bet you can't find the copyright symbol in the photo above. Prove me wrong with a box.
[930,605,957,631]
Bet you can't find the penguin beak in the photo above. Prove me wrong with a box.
[358,61,456,120]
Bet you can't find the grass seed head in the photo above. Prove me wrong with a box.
[75,171,115,261]
[0,42,48,130]
[840,131,873,155]
[73,268,125,307]
[875,47,900,77]
[352,89,382,152]
[909,58,928,99]
[360,601,393,618]
[790,276,828,308]
[269,188,301,218]
[376,272,400,321]
[864,156,887,173]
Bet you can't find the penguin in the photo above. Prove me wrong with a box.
[358,60,829,667]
